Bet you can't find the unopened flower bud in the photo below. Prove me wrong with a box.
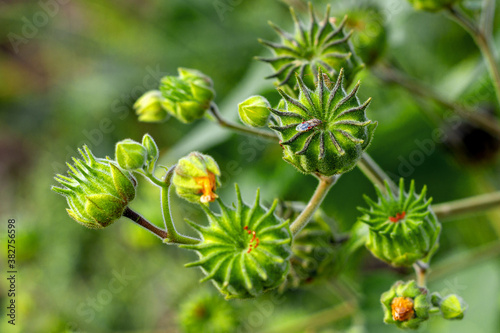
[172,152,221,205]
[238,95,271,127]
[134,90,169,123]
[52,146,137,229]
[160,68,215,123]
[115,139,148,170]
[433,293,467,320]
[381,280,430,329]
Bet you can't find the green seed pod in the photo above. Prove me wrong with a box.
[181,184,292,299]
[344,6,387,66]
[115,139,148,170]
[269,70,376,176]
[258,3,364,90]
[381,280,431,329]
[160,68,215,123]
[172,152,221,205]
[52,145,137,229]
[238,95,271,127]
[358,179,441,267]
[134,90,169,123]
[431,293,467,320]
[277,204,336,292]
[407,0,458,12]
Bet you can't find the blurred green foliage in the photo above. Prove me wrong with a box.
[1,0,500,332]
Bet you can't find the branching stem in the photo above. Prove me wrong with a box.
[209,102,278,140]
[373,63,500,138]
[447,6,500,113]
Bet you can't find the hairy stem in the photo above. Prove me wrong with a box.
[374,63,500,138]
[358,153,398,193]
[413,260,428,287]
[447,6,500,113]
[433,191,500,220]
[161,184,200,245]
[123,207,168,239]
[209,102,278,140]
[290,175,338,236]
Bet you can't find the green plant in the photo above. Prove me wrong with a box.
[51,2,500,331]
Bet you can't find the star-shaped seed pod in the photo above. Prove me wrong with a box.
[257,3,364,90]
[269,69,376,177]
[381,280,431,329]
[358,179,441,267]
[52,145,137,229]
[181,185,292,299]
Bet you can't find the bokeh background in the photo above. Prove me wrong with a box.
[1,0,500,332]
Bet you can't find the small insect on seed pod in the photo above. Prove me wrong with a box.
[181,184,292,299]
[269,68,377,177]
[381,280,431,329]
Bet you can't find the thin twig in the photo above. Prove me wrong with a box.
[122,207,168,239]
[413,260,428,287]
[209,102,278,140]
[373,63,500,138]
[358,152,398,193]
[447,6,500,112]
[433,191,500,220]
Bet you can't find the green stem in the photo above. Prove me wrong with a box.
[425,241,500,282]
[413,260,428,287]
[447,6,500,113]
[122,207,168,239]
[261,300,356,333]
[374,63,500,138]
[209,102,278,140]
[358,153,398,193]
[134,169,167,188]
[160,185,200,245]
[432,190,500,220]
[290,175,338,236]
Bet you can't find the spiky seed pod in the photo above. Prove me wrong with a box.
[159,68,215,123]
[381,280,431,329]
[277,204,336,292]
[179,292,239,333]
[344,6,387,66]
[358,179,441,267]
[407,0,458,12]
[181,185,292,299]
[52,146,137,229]
[257,3,364,90]
[269,69,376,176]
[172,152,221,205]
